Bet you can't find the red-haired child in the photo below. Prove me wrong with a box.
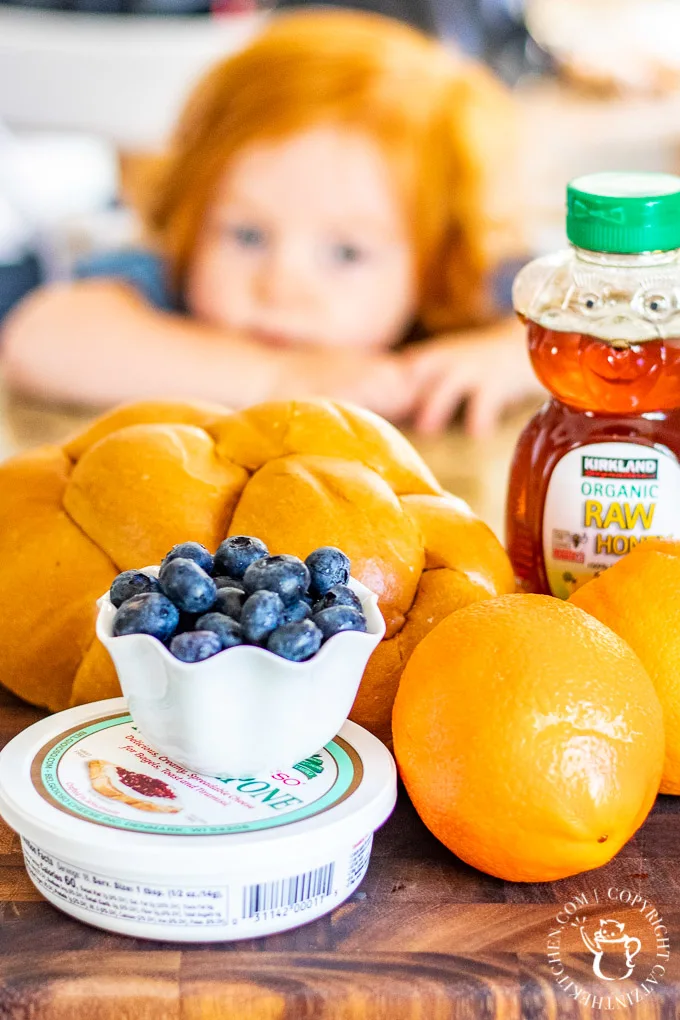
[2,9,542,434]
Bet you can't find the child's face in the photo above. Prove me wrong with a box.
[185,125,418,351]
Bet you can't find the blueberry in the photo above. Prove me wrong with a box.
[241,590,284,646]
[313,583,363,614]
[214,576,246,593]
[214,536,268,580]
[109,571,161,608]
[170,630,222,662]
[306,546,350,598]
[267,620,322,662]
[112,593,179,642]
[313,606,368,641]
[281,599,313,625]
[195,612,244,649]
[161,541,214,576]
[212,586,245,621]
[243,554,310,605]
[159,558,217,614]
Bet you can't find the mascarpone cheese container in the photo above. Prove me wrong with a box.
[0,697,396,941]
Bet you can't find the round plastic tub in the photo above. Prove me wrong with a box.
[0,698,396,941]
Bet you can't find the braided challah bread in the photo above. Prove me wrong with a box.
[0,399,513,741]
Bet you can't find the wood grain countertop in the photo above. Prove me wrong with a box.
[4,386,679,1018]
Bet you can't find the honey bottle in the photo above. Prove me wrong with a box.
[506,172,680,598]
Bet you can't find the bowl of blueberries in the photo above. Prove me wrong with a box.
[96,536,385,776]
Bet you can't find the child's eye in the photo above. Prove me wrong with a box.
[227,225,267,249]
[330,243,365,265]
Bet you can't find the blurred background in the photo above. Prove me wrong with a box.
[3,0,680,323]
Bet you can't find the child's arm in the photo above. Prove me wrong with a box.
[405,317,545,437]
[1,279,416,419]
[1,279,280,407]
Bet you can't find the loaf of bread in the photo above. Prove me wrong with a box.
[0,399,514,742]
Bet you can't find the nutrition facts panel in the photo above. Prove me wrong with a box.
[22,839,230,928]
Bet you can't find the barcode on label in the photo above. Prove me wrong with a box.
[242,862,335,918]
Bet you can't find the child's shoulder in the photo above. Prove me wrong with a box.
[74,247,179,313]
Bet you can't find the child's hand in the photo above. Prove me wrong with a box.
[405,318,545,437]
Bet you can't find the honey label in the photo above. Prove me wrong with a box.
[542,441,680,598]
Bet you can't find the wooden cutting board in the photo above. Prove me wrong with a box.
[1,682,679,1019]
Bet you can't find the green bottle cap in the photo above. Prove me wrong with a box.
[566,171,680,253]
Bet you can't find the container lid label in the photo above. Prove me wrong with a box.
[30,712,362,836]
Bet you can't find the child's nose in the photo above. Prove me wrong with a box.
[255,242,316,308]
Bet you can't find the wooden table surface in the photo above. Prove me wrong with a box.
[3,386,680,1018]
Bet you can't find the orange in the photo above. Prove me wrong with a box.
[392,594,664,882]
[570,541,680,794]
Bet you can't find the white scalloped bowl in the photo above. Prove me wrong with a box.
[96,568,385,777]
